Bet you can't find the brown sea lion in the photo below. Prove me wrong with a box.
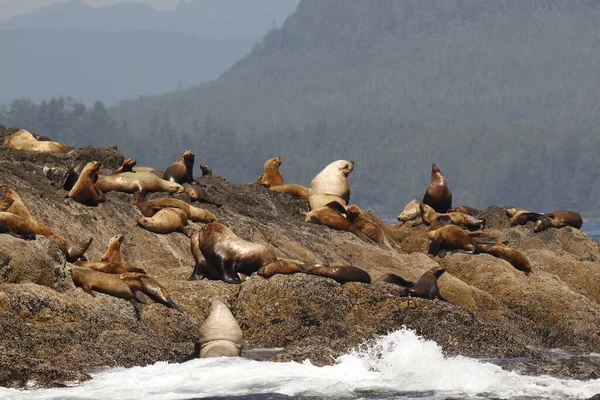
[306,264,371,284]
[534,210,583,233]
[270,184,309,199]
[0,211,37,239]
[95,171,184,204]
[66,237,93,263]
[67,161,107,206]
[196,222,278,284]
[100,234,125,265]
[396,199,422,226]
[422,163,452,213]
[57,163,87,191]
[119,272,182,311]
[185,184,222,207]
[197,299,243,358]
[308,160,354,210]
[427,225,497,257]
[200,163,213,176]
[74,260,147,274]
[345,205,385,244]
[419,203,485,231]
[3,129,72,153]
[304,201,371,243]
[507,208,543,227]
[114,158,137,174]
[255,156,283,187]
[449,205,479,216]
[479,242,532,275]
[137,198,217,223]
[136,207,191,237]
[257,260,308,278]
[163,150,195,185]
[408,266,449,302]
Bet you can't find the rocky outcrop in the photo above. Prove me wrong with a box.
[0,126,599,387]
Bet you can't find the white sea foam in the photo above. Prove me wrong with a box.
[1,329,599,400]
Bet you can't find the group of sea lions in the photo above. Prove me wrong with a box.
[1,129,586,360]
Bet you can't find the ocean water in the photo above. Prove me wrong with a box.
[2,329,599,400]
[582,221,600,243]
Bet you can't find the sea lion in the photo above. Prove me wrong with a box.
[396,199,422,225]
[478,242,532,275]
[136,207,192,237]
[507,208,543,227]
[0,211,37,239]
[449,205,479,216]
[67,161,107,206]
[0,197,14,212]
[119,272,182,311]
[196,299,243,358]
[200,163,213,176]
[66,237,93,263]
[306,264,372,284]
[422,163,452,213]
[137,198,217,223]
[74,260,147,274]
[427,225,497,257]
[114,158,137,174]
[345,205,385,244]
[163,150,195,185]
[185,185,222,207]
[257,260,308,278]
[196,222,278,284]
[101,234,125,265]
[419,203,485,231]
[304,201,370,243]
[270,184,309,199]
[95,171,185,205]
[408,266,449,302]
[533,210,583,233]
[57,163,87,191]
[308,160,354,210]
[70,266,135,300]
[255,156,283,187]
[374,273,415,287]
[3,129,72,153]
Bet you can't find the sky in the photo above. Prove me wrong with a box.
[0,0,177,19]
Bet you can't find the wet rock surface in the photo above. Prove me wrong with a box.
[0,128,599,388]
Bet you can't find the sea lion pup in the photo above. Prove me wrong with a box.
[136,207,192,237]
[533,210,583,233]
[67,161,106,206]
[477,242,532,275]
[95,171,185,205]
[200,163,213,176]
[255,156,283,187]
[57,163,86,191]
[408,266,450,302]
[163,150,195,185]
[308,160,354,210]
[396,199,422,226]
[269,184,309,199]
[74,260,146,274]
[422,163,452,213]
[419,203,485,231]
[185,184,222,207]
[197,222,278,284]
[114,158,137,174]
[196,299,243,358]
[506,207,544,227]
[449,205,479,216]
[136,198,217,223]
[66,237,93,263]
[3,129,72,153]
[119,272,182,311]
[345,205,385,244]
[427,225,497,257]
[304,201,371,243]
[306,264,371,284]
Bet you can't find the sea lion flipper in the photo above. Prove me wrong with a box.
[324,200,348,215]
[221,260,242,284]
[132,289,147,304]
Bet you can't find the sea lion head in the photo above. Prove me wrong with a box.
[506,207,524,217]
[427,228,441,241]
[85,161,102,174]
[264,156,282,170]
[431,163,445,183]
[345,204,362,221]
[396,199,422,223]
[110,233,125,245]
[325,160,354,177]
[431,266,447,278]
[200,163,212,175]
[419,202,436,222]
[182,150,195,163]
[123,158,137,168]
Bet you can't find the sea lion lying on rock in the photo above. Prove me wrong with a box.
[304,201,371,243]
[534,210,583,233]
[270,184,309,199]
[136,207,192,237]
[3,129,72,153]
[427,225,497,257]
[96,171,184,205]
[419,203,485,231]
[396,199,422,226]
[137,198,216,223]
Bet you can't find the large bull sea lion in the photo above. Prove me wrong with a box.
[308,160,354,210]
[422,163,452,213]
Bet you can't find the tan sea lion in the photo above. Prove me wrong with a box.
[534,210,583,233]
[345,205,385,244]
[67,161,106,206]
[114,158,137,174]
[96,171,184,204]
[419,203,485,231]
[196,299,243,358]
[255,156,283,187]
[100,234,125,265]
[137,198,216,223]
[422,163,452,213]
[306,264,371,284]
[119,272,182,311]
[308,160,354,210]
[507,208,543,227]
[396,199,422,225]
[136,207,192,237]
[0,197,14,212]
[257,260,308,278]
[196,222,278,284]
[70,266,135,300]
[304,201,370,243]
[0,211,37,239]
[408,266,449,302]
[163,150,195,185]
[427,225,497,257]
[3,129,72,153]
[449,205,479,216]
[66,237,93,263]
[74,260,147,274]
[200,163,213,176]
[270,184,309,199]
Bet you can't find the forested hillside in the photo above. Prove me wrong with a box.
[7,0,600,218]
